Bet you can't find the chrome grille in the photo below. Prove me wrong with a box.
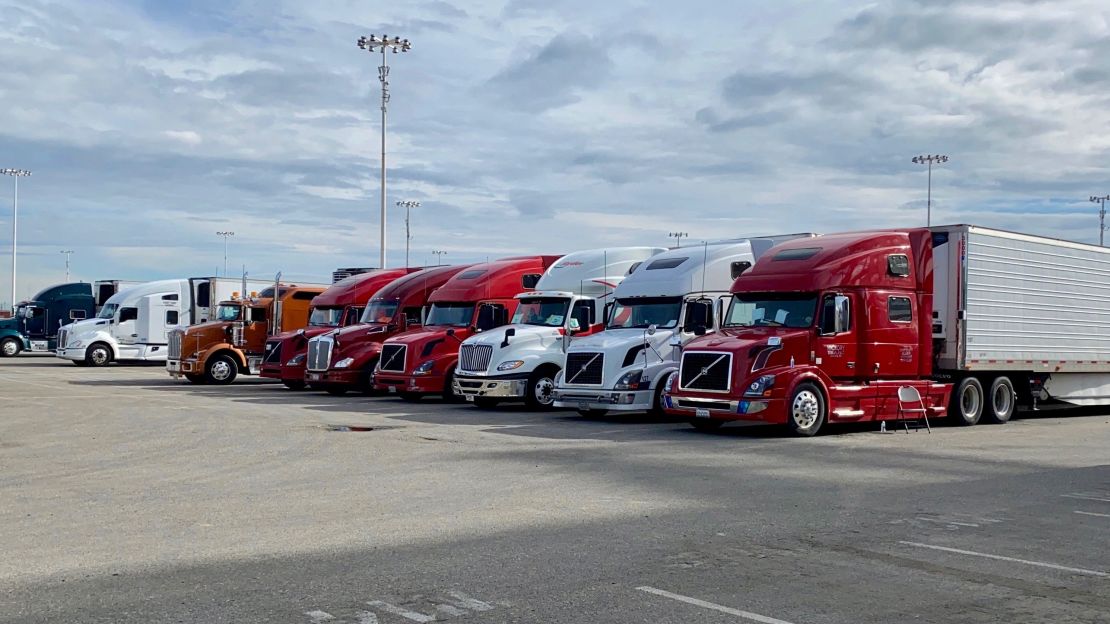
[56,328,68,351]
[263,339,283,365]
[168,330,183,360]
[307,337,332,372]
[459,344,493,372]
[679,352,732,392]
[379,344,407,372]
[564,352,604,385]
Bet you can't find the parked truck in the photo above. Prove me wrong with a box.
[551,236,811,416]
[304,264,472,395]
[0,283,96,357]
[259,268,419,390]
[56,280,184,366]
[167,282,326,384]
[374,255,562,401]
[453,247,666,408]
[664,225,1110,435]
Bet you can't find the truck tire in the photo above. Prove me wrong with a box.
[399,391,423,402]
[442,370,462,402]
[787,382,826,436]
[360,361,385,396]
[85,343,113,367]
[949,377,983,426]
[185,373,206,384]
[283,380,306,391]
[648,382,667,418]
[0,337,21,357]
[525,367,558,410]
[205,354,238,385]
[474,397,499,408]
[984,376,1015,424]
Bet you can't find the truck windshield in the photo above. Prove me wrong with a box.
[425,302,474,327]
[607,297,682,330]
[216,304,242,322]
[361,299,399,324]
[725,293,817,328]
[512,297,570,327]
[97,303,118,319]
[308,307,344,327]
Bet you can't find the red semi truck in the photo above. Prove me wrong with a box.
[302,264,472,395]
[374,255,562,401]
[259,268,419,390]
[665,225,1110,435]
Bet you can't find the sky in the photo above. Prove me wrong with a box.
[1,0,1109,305]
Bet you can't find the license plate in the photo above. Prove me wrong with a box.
[465,395,475,402]
[695,408,710,419]
[307,373,321,381]
[578,402,590,410]
[30,341,48,351]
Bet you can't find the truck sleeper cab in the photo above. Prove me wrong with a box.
[0,283,95,357]
[374,255,562,401]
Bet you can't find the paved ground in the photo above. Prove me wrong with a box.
[1,354,1108,624]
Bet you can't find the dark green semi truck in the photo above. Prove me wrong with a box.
[0,283,97,357]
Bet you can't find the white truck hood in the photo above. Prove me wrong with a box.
[460,324,566,374]
[561,327,677,388]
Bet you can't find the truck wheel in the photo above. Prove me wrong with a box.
[442,371,462,402]
[85,343,113,367]
[984,376,1014,424]
[648,382,667,418]
[690,419,724,432]
[360,361,385,396]
[185,373,206,384]
[525,367,558,410]
[325,386,348,396]
[0,337,21,357]
[399,392,423,402]
[788,382,826,436]
[205,354,238,385]
[283,380,306,391]
[576,408,608,418]
[949,377,983,426]
[474,397,499,408]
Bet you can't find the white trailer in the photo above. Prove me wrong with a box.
[552,235,813,415]
[186,276,273,324]
[452,247,666,408]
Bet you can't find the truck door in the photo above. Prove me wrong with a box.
[117,306,139,344]
[861,290,919,379]
[815,292,860,380]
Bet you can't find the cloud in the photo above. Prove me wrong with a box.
[487,32,614,112]
[163,130,202,145]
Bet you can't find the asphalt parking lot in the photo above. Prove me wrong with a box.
[1,354,1108,624]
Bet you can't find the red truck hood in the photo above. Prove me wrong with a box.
[381,325,473,369]
[684,327,811,374]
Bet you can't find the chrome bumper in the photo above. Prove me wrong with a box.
[552,387,652,411]
[454,376,528,399]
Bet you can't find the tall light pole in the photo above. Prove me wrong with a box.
[1092,195,1110,246]
[216,231,234,277]
[60,250,73,282]
[2,168,31,310]
[397,200,420,268]
[669,232,688,248]
[432,250,447,266]
[358,34,412,269]
[912,154,949,226]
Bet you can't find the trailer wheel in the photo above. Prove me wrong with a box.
[205,354,238,385]
[85,343,113,367]
[949,377,983,426]
[525,367,558,410]
[788,382,826,436]
[984,376,1015,424]
[0,337,21,357]
[185,373,206,384]
[283,380,306,391]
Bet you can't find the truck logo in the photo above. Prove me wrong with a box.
[826,345,844,358]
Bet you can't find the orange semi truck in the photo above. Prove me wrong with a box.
[167,284,326,385]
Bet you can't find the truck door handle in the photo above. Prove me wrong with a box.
[873,363,880,373]
[847,362,855,369]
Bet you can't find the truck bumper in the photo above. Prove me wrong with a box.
[552,387,653,412]
[663,393,784,424]
[167,359,193,378]
[454,373,528,400]
[56,347,86,361]
[304,367,359,386]
[375,372,445,395]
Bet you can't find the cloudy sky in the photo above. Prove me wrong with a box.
[1,0,1108,304]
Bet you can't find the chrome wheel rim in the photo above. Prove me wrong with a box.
[90,348,108,365]
[535,377,555,405]
[211,360,232,381]
[1,340,17,356]
[792,390,820,429]
[961,384,980,419]
[992,384,1011,416]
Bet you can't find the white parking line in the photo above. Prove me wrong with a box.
[636,586,797,624]
[1062,493,1110,503]
[898,541,1108,577]
[916,517,979,527]
[1074,510,1110,519]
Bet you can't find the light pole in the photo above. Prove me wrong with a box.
[2,168,31,310]
[397,200,420,268]
[216,231,234,277]
[60,250,73,282]
[432,250,447,266]
[1092,195,1110,246]
[912,154,949,226]
[358,34,412,269]
[669,232,688,248]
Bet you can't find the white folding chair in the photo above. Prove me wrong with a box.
[897,386,931,433]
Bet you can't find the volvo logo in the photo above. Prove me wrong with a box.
[700,366,709,375]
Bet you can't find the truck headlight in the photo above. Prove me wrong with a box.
[413,360,434,375]
[744,374,775,397]
[70,340,84,349]
[286,354,306,366]
[664,371,678,393]
[497,360,524,371]
[614,369,647,391]
[334,357,354,369]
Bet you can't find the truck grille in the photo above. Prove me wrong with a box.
[680,352,732,392]
[56,328,68,350]
[459,344,493,372]
[307,337,332,372]
[564,352,604,385]
[263,339,283,365]
[379,344,407,372]
[168,330,182,360]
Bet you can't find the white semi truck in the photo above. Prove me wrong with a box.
[452,247,666,408]
[551,236,812,416]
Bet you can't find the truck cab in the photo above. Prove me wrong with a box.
[259,268,419,390]
[374,256,562,401]
[0,283,95,357]
[304,264,472,395]
[453,247,665,408]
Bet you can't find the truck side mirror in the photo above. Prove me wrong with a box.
[647,324,657,336]
[834,295,850,333]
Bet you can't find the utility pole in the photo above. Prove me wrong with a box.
[2,168,31,310]
[669,232,688,248]
[358,34,412,269]
[432,250,447,266]
[397,200,420,268]
[60,250,73,282]
[216,231,235,277]
[911,154,949,226]
[1092,195,1110,246]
